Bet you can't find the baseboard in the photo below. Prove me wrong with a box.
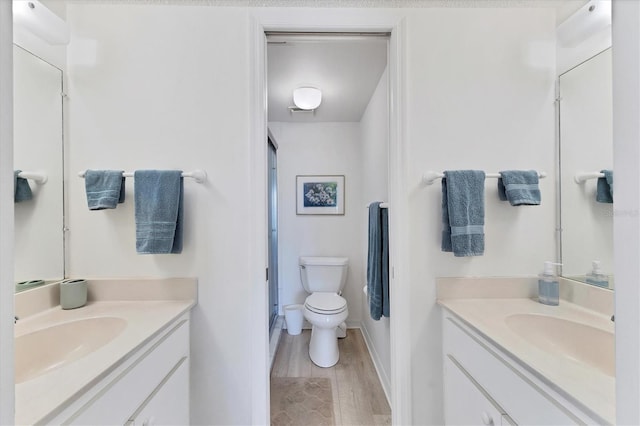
[358,322,392,406]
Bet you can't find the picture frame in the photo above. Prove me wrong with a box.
[296,175,345,215]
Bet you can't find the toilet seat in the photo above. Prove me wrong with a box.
[304,293,347,315]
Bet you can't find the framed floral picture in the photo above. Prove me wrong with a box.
[296,175,345,215]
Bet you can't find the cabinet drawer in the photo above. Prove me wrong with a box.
[444,354,505,426]
[66,318,189,425]
[443,316,582,425]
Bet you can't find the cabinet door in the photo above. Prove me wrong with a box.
[444,355,506,426]
[129,357,189,426]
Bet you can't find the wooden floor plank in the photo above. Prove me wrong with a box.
[271,328,390,426]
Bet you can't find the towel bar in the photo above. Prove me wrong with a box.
[422,170,547,186]
[574,172,605,183]
[366,202,389,209]
[17,171,48,184]
[78,169,207,184]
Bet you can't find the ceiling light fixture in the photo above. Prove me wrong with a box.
[291,86,322,111]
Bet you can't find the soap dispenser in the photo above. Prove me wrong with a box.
[539,261,560,306]
[586,261,609,288]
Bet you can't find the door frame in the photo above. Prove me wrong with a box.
[248,9,410,425]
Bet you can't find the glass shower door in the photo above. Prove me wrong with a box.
[268,139,279,334]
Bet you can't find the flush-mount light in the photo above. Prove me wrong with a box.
[292,87,322,111]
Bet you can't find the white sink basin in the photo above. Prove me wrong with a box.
[505,313,614,377]
[15,317,127,384]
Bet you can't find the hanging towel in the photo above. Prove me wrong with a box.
[14,170,33,202]
[596,169,614,203]
[84,170,126,210]
[367,202,390,320]
[441,170,485,257]
[134,170,183,254]
[497,170,541,206]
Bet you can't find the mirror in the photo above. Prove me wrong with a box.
[559,47,613,289]
[13,44,65,286]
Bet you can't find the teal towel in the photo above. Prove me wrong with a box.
[84,170,126,210]
[596,170,613,203]
[14,170,33,202]
[367,202,389,320]
[134,170,183,254]
[442,170,485,257]
[498,170,541,206]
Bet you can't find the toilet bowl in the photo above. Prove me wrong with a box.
[299,256,349,368]
[304,293,349,367]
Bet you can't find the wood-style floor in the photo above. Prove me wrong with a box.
[271,328,391,426]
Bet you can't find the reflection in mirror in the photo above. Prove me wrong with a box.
[14,45,64,287]
[559,48,613,289]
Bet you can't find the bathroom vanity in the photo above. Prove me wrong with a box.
[14,278,197,425]
[438,277,614,425]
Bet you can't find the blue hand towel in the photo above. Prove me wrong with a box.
[441,170,485,257]
[596,169,613,203]
[84,170,126,210]
[497,170,541,206]
[367,202,390,320]
[14,170,33,202]
[134,170,183,254]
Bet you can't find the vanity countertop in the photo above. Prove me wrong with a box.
[438,297,615,425]
[14,278,197,426]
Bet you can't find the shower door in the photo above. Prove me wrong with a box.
[267,139,279,333]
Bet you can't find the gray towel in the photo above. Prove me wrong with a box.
[134,170,183,254]
[497,170,541,206]
[367,202,389,320]
[14,170,33,202]
[596,169,613,203]
[84,170,126,210]
[442,170,485,257]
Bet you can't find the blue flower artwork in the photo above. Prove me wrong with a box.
[303,182,338,207]
[296,175,344,215]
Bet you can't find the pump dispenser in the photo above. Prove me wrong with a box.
[586,260,609,288]
[538,261,561,306]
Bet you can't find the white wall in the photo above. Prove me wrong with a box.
[612,1,640,423]
[359,68,391,398]
[65,4,254,424]
[0,1,15,423]
[269,122,364,325]
[404,9,556,423]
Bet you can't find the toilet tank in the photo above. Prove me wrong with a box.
[299,256,349,294]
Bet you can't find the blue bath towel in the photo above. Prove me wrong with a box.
[14,170,33,202]
[367,202,389,320]
[442,170,485,257]
[596,170,613,203]
[84,170,126,210]
[497,170,541,206]
[134,170,183,254]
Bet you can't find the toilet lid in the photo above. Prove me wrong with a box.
[305,293,347,314]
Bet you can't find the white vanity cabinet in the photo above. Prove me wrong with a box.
[444,354,514,425]
[442,309,604,425]
[48,313,190,425]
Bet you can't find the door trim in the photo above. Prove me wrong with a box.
[249,10,410,425]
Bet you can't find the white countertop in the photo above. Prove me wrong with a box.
[439,297,615,424]
[15,299,195,425]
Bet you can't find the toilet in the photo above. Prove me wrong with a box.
[299,256,349,368]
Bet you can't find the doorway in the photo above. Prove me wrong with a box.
[265,30,392,422]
